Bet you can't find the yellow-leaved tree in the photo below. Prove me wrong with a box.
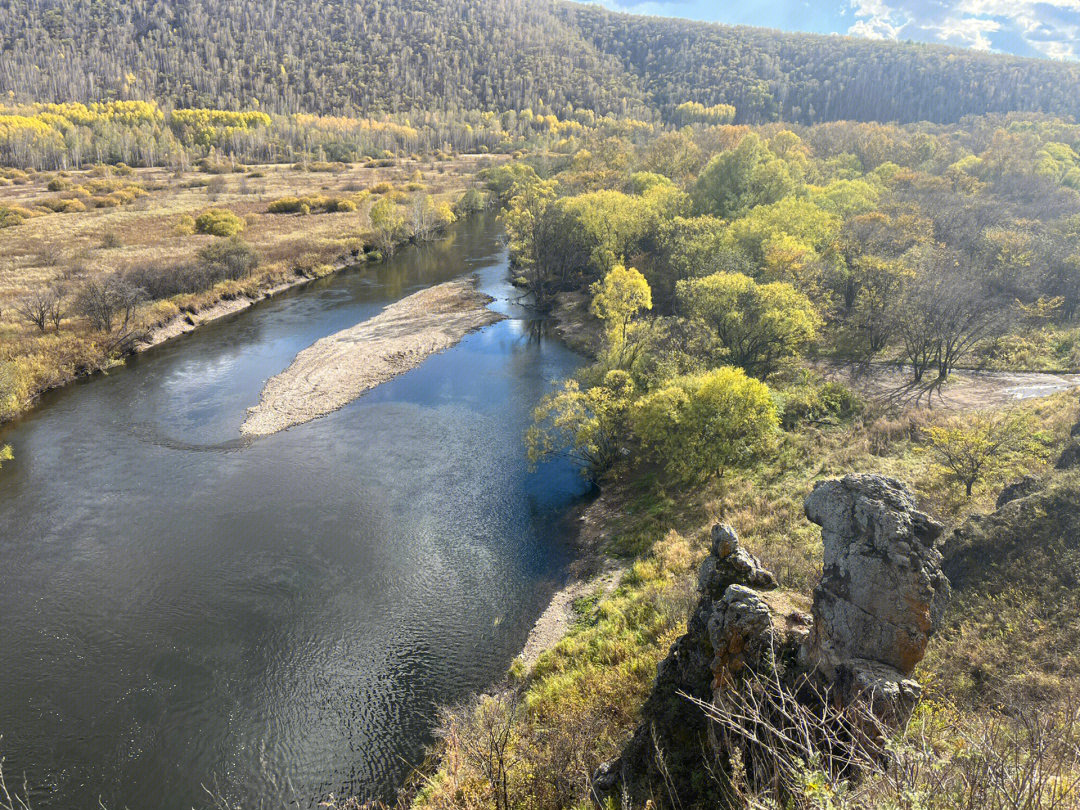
[631,366,778,483]
[589,264,652,353]
[924,410,1050,497]
[526,370,636,485]
[676,271,821,379]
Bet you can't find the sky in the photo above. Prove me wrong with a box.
[577,0,1080,60]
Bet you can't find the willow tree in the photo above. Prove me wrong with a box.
[676,272,821,379]
[631,366,777,482]
[590,265,652,352]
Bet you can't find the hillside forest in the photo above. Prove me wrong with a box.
[2,2,1080,810]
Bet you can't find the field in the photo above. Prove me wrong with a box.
[0,155,498,423]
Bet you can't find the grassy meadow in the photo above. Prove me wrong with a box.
[0,155,498,424]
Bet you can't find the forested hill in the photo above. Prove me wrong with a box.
[5,0,1080,125]
[0,0,639,115]
[563,4,1080,125]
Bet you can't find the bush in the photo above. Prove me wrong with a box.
[268,195,356,214]
[267,196,308,214]
[197,236,258,281]
[47,176,73,191]
[194,208,245,237]
[174,214,196,235]
[780,380,862,429]
[75,275,145,331]
[328,198,357,212]
[456,187,490,214]
[0,205,33,227]
[123,237,257,299]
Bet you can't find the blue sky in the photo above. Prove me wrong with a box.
[576,1,1080,60]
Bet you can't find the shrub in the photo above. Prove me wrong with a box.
[37,197,86,213]
[194,208,245,237]
[75,275,145,332]
[123,237,257,299]
[371,181,393,194]
[47,176,73,191]
[0,205,33,227]
[174,214,196,235]
[267,196,308,214]
[328,198,357,212]
[780,380,862,429]
[0,362,28,420]
[206,175,227,197]
[456,187,490,214]
[197,236,258,281]
[99,230,122,249]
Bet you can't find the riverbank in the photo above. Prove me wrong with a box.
[241,278,505,436]
[0,156,497,428]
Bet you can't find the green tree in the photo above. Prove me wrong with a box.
[632,366,777,482]
[692,133,800,219]
[501,173,557,304]
[642,130,703,180]
[589,264,652,351]
[534,190,650,291]
[526,369,636,484]
[676,272,821,379]
[648,216,751,309]
[924,410,1047,497]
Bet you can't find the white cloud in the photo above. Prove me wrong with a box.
[848,0,1080,59]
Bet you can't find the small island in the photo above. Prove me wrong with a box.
[240,278,504,436]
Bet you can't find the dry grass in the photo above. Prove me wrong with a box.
[0,155,501,423]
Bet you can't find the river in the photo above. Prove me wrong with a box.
[0,214,588,809]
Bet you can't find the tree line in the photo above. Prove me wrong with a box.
[0,99,625,170]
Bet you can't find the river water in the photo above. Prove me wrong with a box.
[0,215,587,809]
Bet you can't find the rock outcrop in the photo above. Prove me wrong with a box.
[598,475,949,809]
[996,474,1042,508]
[595,523,802,801]
[803,475,950,718]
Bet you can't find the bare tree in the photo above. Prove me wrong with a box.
[75,276,145,333]
[436,689,521,810]
[898,249,1004,385]
[47,286,65,332]
[14,289,55,332]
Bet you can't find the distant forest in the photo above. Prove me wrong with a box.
[5,0,1080,125]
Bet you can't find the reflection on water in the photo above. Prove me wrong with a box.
[0,215,586,810]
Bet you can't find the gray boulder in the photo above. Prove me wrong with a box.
[804,474,949,676]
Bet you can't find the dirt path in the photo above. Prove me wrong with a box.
[240,278,504,436]
[821,362,1080,410]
